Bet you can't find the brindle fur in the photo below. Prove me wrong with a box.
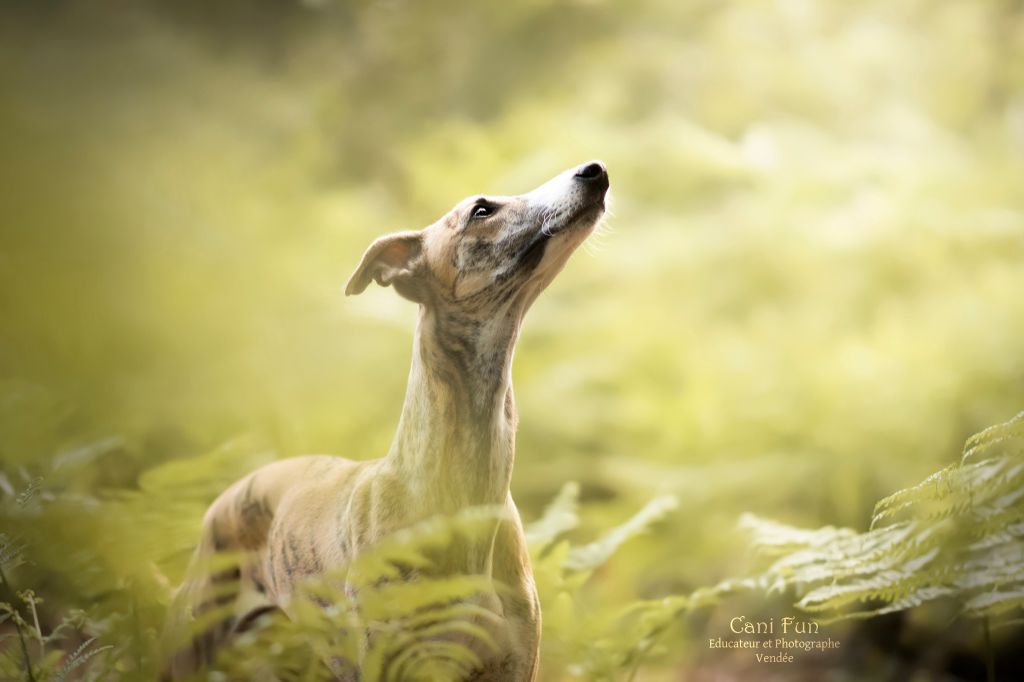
[163,162,610,681]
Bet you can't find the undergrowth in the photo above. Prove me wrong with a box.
[2,413,1022,680]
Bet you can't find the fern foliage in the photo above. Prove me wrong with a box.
[203,507,508,682]
[526,483,685,681]
[9,412,1022,679]
[205,488,683,681]
[734,412,1024,624]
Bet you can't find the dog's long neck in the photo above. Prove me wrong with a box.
[387,306,522,513]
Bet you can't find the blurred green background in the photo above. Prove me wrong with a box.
[2,0,1024,679]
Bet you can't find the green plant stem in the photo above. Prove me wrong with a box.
[983,617,995,682]
[27,594,43,658]
[131,589,143,675]
[0,564,37,682]
[625,620,673,682]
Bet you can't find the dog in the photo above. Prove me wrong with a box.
[163,160,610,680]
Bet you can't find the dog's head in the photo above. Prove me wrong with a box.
[345,161,609,316]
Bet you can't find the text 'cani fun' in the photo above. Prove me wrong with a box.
[730,616,820,635]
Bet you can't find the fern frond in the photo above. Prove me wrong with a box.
[565,495,677,572]
[738,411,1024,625]
[525,481,579,551]
[963,587,1024,617]
[52,637,113,682]
[962,411,1024,462]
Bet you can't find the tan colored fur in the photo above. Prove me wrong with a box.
[163,162,609,681]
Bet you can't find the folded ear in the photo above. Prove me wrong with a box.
[345,230,425,298]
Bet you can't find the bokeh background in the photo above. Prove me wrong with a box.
[2,0,1024,680]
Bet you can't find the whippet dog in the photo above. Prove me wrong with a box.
[164,161,610,680]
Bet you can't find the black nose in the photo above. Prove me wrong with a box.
[574,161,607,181]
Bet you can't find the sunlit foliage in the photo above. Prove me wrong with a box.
[732,412,1024,624]
[2,0,1024,679]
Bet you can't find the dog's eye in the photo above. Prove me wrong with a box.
[471,204,494,220]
